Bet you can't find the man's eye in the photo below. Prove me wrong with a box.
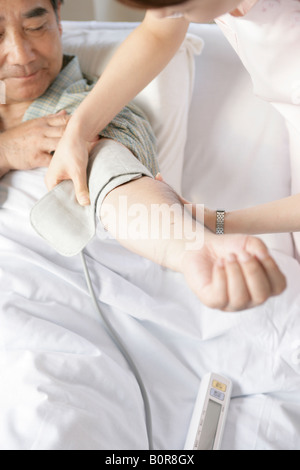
[25,24,46,33]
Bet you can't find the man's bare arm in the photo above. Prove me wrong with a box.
[100,177,286,312]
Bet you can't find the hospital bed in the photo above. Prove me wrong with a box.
[0,21,299,450]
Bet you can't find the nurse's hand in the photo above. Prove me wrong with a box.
[45,122,99,206]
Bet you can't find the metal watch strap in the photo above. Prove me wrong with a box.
[216,210,225,235]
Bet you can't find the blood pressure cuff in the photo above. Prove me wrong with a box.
[30,139,153,257]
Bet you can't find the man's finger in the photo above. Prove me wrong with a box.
[238,251,272,306]
[36,152,53,168]
[199,259,229,310]
[47,112,71,127]
[44,126,67,138]
[256,254,287,296]
[211,259,229,310]
[42,137,61,154]
[244,237,287,296]
[224,253,251,311]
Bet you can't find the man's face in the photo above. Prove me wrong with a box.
[152,0,245,23]
[0,0,63,104]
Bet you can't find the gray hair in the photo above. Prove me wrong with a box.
[50,0,64,14]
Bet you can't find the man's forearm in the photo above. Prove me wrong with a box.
[99,176,287,312]
[100,176,204,272]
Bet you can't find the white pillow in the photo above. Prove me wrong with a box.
[62,21,203,193]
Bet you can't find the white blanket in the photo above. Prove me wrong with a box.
[0,166,300,450]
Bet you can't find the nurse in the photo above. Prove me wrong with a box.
[46,0,300,255]
[45,0,245,205]
[110,0,300,257]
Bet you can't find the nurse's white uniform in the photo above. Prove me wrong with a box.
[217,0,300,257]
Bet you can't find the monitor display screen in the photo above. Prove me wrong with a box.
[197,400,222,450]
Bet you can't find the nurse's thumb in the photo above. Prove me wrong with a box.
[74,176,90,206]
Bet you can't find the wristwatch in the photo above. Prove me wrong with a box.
[216,210,226,235]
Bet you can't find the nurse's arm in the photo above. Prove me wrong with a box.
[155,174,300,236]
[217,194,300,235]
[46,12,189,205]
[68,12,189,141]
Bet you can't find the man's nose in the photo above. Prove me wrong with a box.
[5,31,36,66]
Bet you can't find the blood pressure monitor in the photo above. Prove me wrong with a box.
[184,373,232,451]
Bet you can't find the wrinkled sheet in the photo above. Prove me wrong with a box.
[0,167,299,450]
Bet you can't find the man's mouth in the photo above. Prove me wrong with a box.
[1,68,42,82]
[13,70,41,81]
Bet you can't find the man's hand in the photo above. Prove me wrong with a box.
[0,111,70,178]
[155,173,286,310]
[45,126,99,207]
[180,234,287,312]
[103,174,286,312]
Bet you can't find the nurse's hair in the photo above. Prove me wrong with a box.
[117,0,188,9]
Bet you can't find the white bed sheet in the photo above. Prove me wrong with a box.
[0,22,299,451]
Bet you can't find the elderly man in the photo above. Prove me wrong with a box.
[0,0,285,312]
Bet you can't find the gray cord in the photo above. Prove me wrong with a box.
[80,250,154,450]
